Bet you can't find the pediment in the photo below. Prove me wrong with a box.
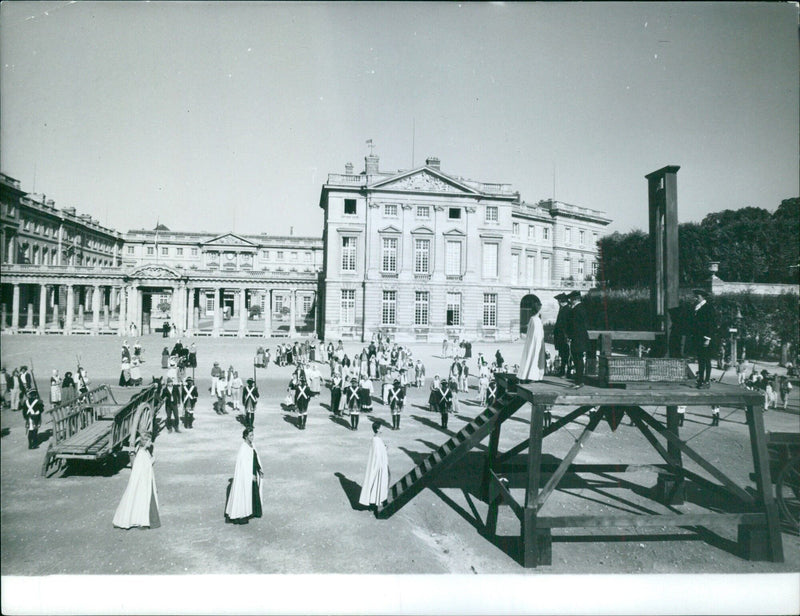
[202,233,257,248]
[129,264,181,280]
[442,228,466,237]
[371,169,479,195]
[378,225,402,234]
[410,225,435,235]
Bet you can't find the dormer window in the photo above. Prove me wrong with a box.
[448,207,461,220]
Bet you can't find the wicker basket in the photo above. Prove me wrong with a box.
[600,357,688,384]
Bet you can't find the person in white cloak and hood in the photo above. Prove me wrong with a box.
[359,422,390,511]
[517,294,546,382]
[225,428,264,524]
[113,433,160,530]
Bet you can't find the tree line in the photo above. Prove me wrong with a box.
[597,198,799,288]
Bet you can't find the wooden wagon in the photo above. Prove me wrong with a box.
[41,383,163,477]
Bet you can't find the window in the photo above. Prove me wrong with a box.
[161,246,168,256]
[416,205,430,218]
[446,293,461,326]
[445,240,461,276]
[592,261,598,276]
[414,291,429,326]
[579,230,585,246]
[527,255,535,285]
[593,232,598,246]
[541,256,551,284]
[512,222,519,236]
[482,243,498,278]
[563,257,571,277]
[205,295,215,313]
[127,246,134,255]
[381,237,398,272]
[291,251,298,262]
[485,206,498,222]
[147,246,154,256]
[542,227,550,240]
[304,252,312,263]
[274,295,284,313]
[511,252,520,283]
[262,250,270,259]
[565,227,571,244]
[528,225,535,239]
[381,290,396,325]
[277,251,284,261]
[191,247,198,256]
[176,247,183,256]
[414,239,430,274]
[448,207,461,220]
[302,295,312,313]
[483,294,497,327]
[384,203,397,217]
[344,199,357,215]
[577,260,585,276]
[341,237,356,272]
[340,290,355,324]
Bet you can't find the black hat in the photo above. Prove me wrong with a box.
[554,293,568,301]
[692,288,711,299]
[393,379,400,386]
[247,378,254,384]
[568,290,582,300]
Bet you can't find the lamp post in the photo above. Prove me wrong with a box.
[730,307,743,365]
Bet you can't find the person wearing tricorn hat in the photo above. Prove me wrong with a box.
[690,288,716,389]
[567,290,590,388]
[553,293,572,377]
[387,378,405,430]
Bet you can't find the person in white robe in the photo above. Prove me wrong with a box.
[225,428,263,524]
[358,423,390,510]
[517,294,546,382]
[113,434,160,529]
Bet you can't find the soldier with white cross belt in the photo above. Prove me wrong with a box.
[294,373,311,430]
[344,377,361,431]
[243,378,260,429]
[181,377,199,429]
[387,378,405,431]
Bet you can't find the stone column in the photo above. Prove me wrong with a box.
[11,283,20,333]
[134,286,143,335]
[238,288,248,337]
[263,290,272,338]
[103,287,111,328]
[77,301,85,328]
[84,287,92,312]
[92,284,101,334]
[118,286,127,336]
[289,289,297,336]
[65,284,74,334]
[1,304,6,330]
[25,294,34,329]
[213,287,223,337]
[110,287,118,318]
[38,284,48,333]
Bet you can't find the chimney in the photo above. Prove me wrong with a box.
[345,162,354,175]
[365,154,379,175]
[425,156,440,171]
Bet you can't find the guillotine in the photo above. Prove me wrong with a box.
[375,167,784,568]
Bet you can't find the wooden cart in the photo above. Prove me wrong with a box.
[41,383,163,477]
[767,431,800,532]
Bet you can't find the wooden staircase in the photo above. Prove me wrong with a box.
[376,394,526,519]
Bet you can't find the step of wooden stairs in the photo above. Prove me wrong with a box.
[376,394,526,519]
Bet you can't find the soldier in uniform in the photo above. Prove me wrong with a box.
[243,378,260,428]
[162,378,180,433]
[553,293,572,377]
[387,378,405,431]
[439,379,453,429]
[485,377,498,408]
[294,373,311,430]
[23,389,44,449]
[344,377,360,430]
[181,377,198,429]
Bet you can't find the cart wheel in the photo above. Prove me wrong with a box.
[776,453,800,531]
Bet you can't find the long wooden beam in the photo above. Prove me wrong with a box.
[538,512,766,529]
[489,470,523,521]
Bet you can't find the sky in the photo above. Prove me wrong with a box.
[1,1,797,238]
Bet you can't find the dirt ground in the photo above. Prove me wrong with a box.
[1,334,798,613]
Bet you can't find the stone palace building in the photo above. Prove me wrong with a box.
[1,152,610,341]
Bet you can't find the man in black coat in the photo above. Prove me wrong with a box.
[553,293,572,376]
[567,291,591,388]
[691,289,716,388]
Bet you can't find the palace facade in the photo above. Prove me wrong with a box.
[1,152,610,341]
[318,155,610,342]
